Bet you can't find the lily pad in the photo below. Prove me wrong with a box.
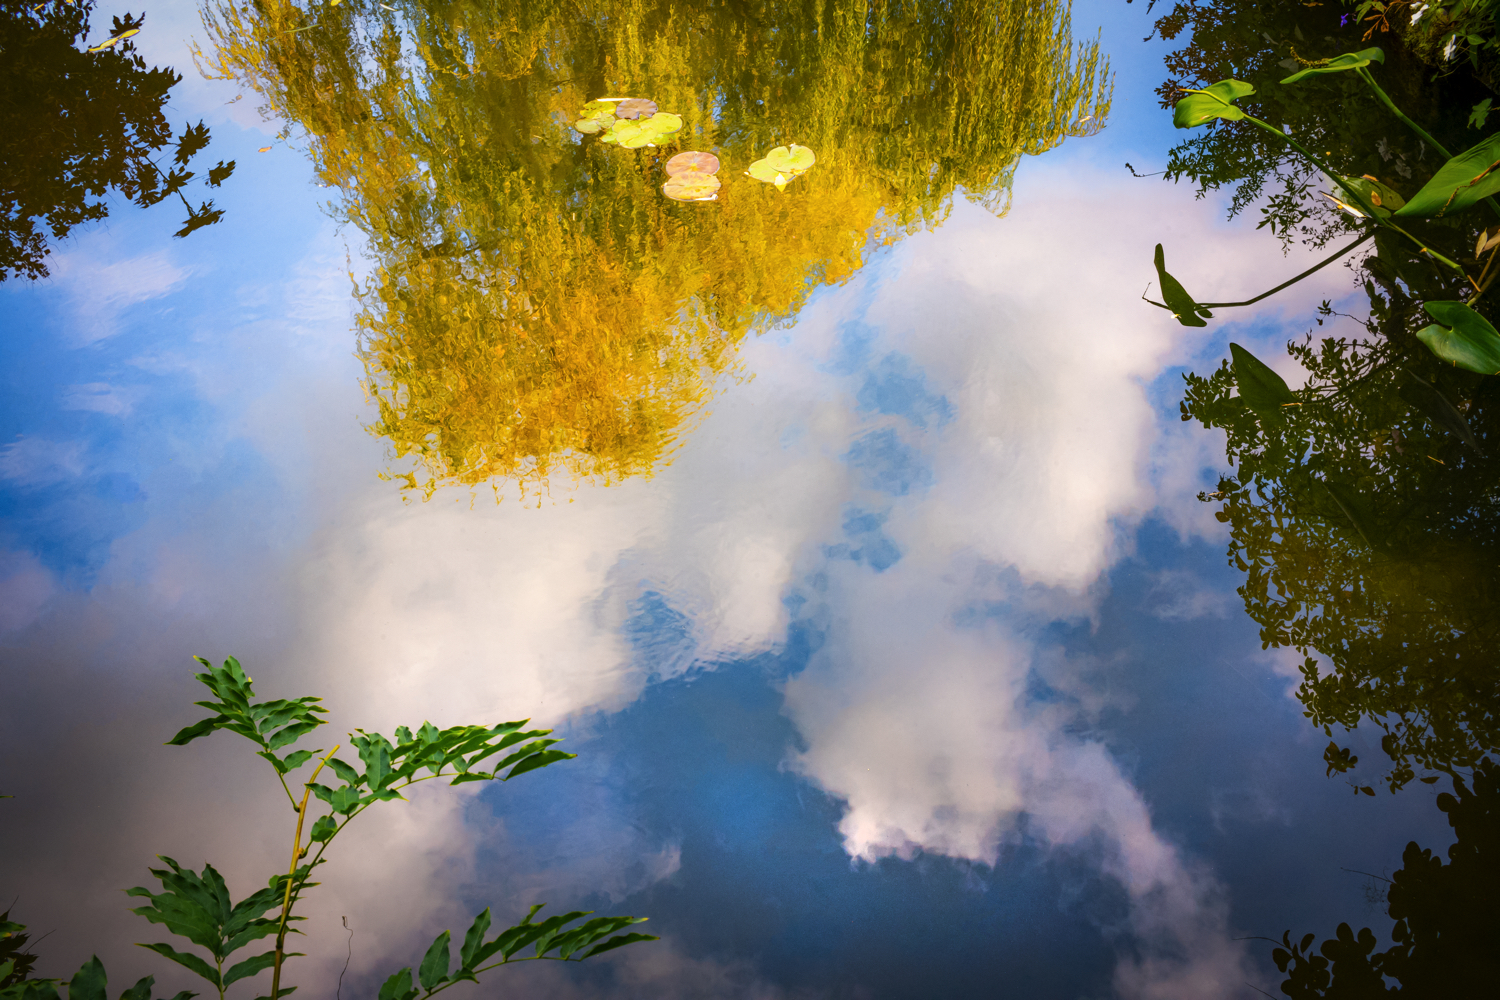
[763,144,816,173]
[573,118,607,134]
[666,151,720,175]
[615,98,659,120]
[747,159,794,188]
[663,170,721,202]
[602,113,683,148]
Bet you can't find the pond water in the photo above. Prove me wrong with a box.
[1,1,1494,998]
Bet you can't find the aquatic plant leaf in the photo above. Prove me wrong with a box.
[1173,79,1254,128]
[1416,301,1500,374]
[614,98,658,120]
[1280,47,1384,84]
[1398,371,1483,454]
[746,159,791,186]
[1152,244,1209,327]
[576,100,617,122]
[665,151,720,175]
[763,144,815,173]
[662,170,721,201]
[572,119,606,134]
[1339,175,1405,216]
[87,27,140,52]
[1394,132,1500,218]
[1229,342,1297,414]
[639,112,682,136]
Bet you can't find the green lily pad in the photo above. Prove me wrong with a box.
[577,100,618,121]
[663,170,721,202]
[1173,79,1255,129]
[1280,47,1384,85]
[615,98,658,120]
[763,144,816,173]
[573,118,607,134]
[639,112,683,136]
[747,158,794,188]
[666,151,719,175]
[1394,131,1500,219]
[1416,301,1500,374]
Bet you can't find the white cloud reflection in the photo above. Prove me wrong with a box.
[0,162,1367,998]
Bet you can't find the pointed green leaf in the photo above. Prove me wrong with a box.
[376,969,417,1000]
[136,944,221,989]
[580,932,659,960]
[308,815,338,843]
[504,749,576,781]
[1153,244,1209,327]
[1230,342,1297,416]
[1321,480,1384,549]
[118,975,162,1000]
[459,909,492,970]
[1280,47,1384,84]
[266,719,322,752]
[417,931,450,991]
[1399,371,1484,454]
[1416,301,1500,374]
[66,956,107,1000]
[1173,79,1254,128]
[223,950,279,987]
[324,758,361,786]
[1395,132,1500,218]
[166,717,228,746]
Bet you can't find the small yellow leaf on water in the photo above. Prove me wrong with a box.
[258,146,273,152]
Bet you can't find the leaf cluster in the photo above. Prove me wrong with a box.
[0,947,192,1000]
[1181,333,1500,790]
[0,1,232,281]
[378,905,656,1000]
[1270,758,1500,994]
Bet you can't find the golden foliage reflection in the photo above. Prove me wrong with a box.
[197,0,1112,497]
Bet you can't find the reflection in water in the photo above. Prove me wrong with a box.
[1184,330,1499,792]
[196,0,1111,496]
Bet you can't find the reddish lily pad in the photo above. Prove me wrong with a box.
[666,151,720,175]
[615,98,659,120]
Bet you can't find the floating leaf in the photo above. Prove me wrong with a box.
[1230,342,1297,415]
[639,112,682,136]
[1280,47,1385,84]
[576,100,617,122]
[746,159,791,187]
[763,144,816,173]
[614,98,658,120]
[572,119,606,134]
[257,146,272,153]
[665,151,720,175]
[1153,244,1210,327]
[602,113,682,148]
[86,27,139,52]
[663,171,721,202]
[1173,79,1254,128]
[1416,301,1500,374]
[1395,132,1500,218]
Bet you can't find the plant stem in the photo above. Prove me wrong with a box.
[271,745,339,1000]
[1243,115,1462,271]
[1356,66,1500,222]
[1198,231,1375,308]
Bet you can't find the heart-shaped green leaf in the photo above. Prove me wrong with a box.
[747,158,792,186]
[1280,47,1385,84]
[1416,301,1500,374]
[763,144,816,173]
[1173,79,1255,128]
[1230,342,1297,415]
[1394,132,1500,218]
[1153,244,1210,327]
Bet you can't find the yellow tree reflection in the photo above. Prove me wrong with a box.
[197,0,1111,497]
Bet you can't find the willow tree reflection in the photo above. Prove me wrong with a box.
[197,0,1110,496]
